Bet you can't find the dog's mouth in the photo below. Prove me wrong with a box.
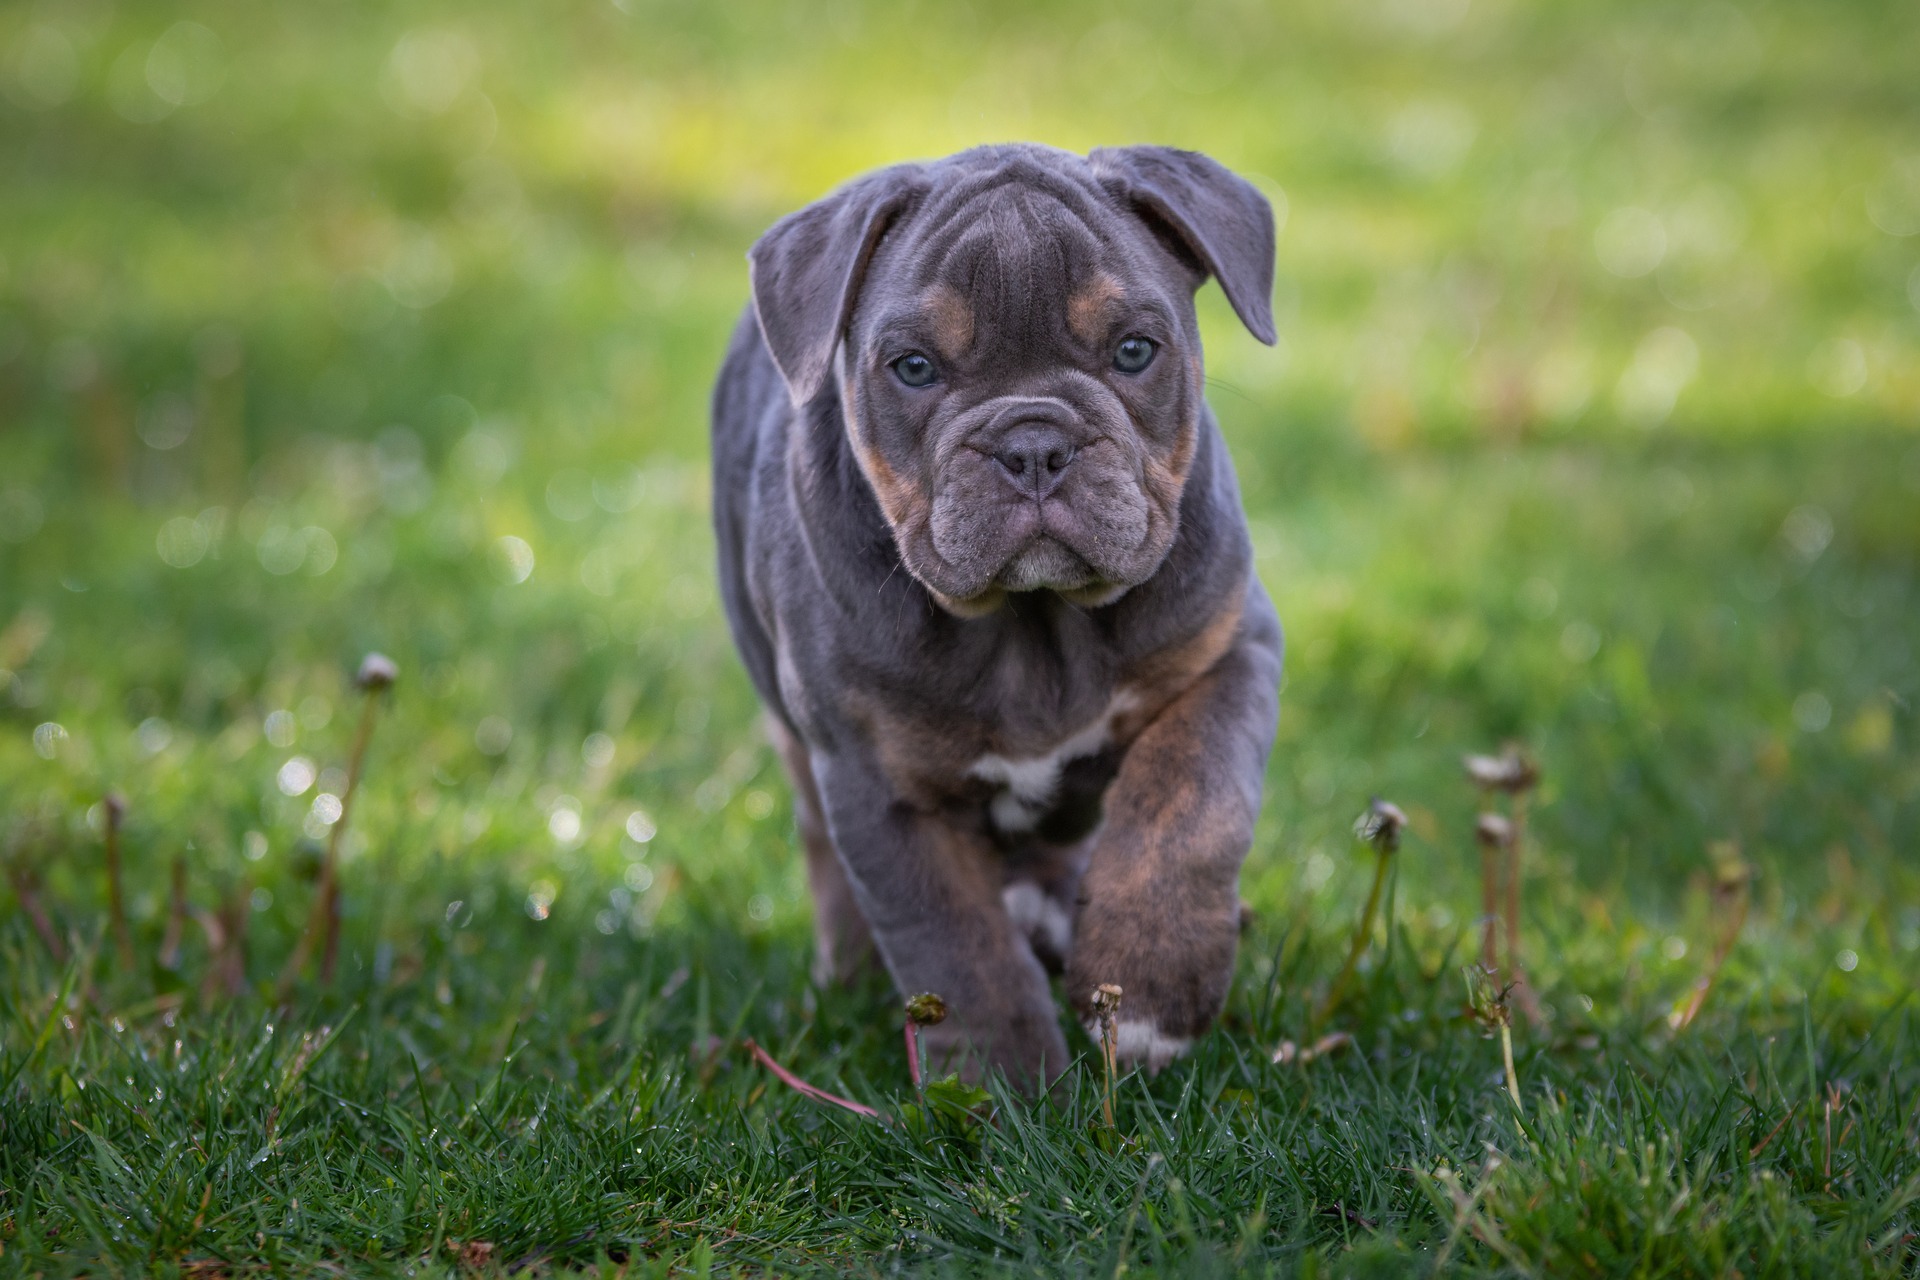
[915,464,1160,609]
[888,401,1182,613]
[994,536,1097,593]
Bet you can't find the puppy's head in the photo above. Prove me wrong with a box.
[749,144,1276,614]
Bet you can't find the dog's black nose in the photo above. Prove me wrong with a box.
[992,425,1077,498]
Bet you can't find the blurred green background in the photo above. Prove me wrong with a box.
[3,0,1918,999]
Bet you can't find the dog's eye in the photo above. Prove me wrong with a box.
[891,353,939,388]
[1113,336,1157,374]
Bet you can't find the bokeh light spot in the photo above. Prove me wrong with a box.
[582,732,616,768]
[490,535,535,584]
[265,710,298,747]
[475,715,513,755]
[157,516,209,568]
[1595,207,1667,278]
[1791,691,1831,733]
[32,721,67,759]
[624,808,657,843]
[5,26,79,110]
[276,756,317,796]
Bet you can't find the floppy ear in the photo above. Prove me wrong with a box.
[748,164,926,405]
[1088,146,1277,345]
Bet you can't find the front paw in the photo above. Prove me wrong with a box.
[918,998,1071,1090]
[1067,896,1239,1072]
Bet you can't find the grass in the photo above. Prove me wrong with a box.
[3,0,1919,1273]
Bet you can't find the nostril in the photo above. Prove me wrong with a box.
[990,424,1078,495]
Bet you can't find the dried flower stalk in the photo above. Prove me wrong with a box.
[103,793,134,969]
[1465,747,1542,1026]
[904,991,947,1089]
[1319,799,1407,1026]
[1092,983,1123,1129]
[281,653,396,998]
[1669,841,1753,1032]
[743,1038,879,1119]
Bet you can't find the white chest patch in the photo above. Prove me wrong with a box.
[968,690,1140,833]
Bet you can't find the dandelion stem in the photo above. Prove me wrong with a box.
[103,794,134,970]
[1092,983,1123,1130]
[1320,838,1392,1026]
[7,862,65,964]
[1671,846,1752,1032]
[903,992,945,1092]
[1504,792,1525,969]
[1500,1019,1523,1114]
[159,856,186,971]
[1478,830,1500,975]
[1317,799,1405,1029]
[280,656,393,999]
[743,1038,879,1119]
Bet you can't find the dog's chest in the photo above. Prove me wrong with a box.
[965,688,1140,835]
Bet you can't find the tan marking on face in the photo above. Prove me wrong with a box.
[929,584,1007,618]
[924,285,975,362]
[837,350,931,532]
[851,436,921,528]
[1067,274,1124,345]
[1139,417,1200,545]
[1058,581,1129,608]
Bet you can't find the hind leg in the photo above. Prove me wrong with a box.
[768,715,876,986]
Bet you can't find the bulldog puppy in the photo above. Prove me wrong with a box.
[711,144,1282,1087]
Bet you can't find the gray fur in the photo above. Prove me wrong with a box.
[712,144,1283,1088]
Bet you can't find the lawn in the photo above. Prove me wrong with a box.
[2,0,1918,1274]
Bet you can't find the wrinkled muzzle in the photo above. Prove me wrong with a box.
[919,397,1157,602]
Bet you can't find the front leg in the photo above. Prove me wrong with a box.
[1066,590,1281,1069]
[811,748,1069,1088]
